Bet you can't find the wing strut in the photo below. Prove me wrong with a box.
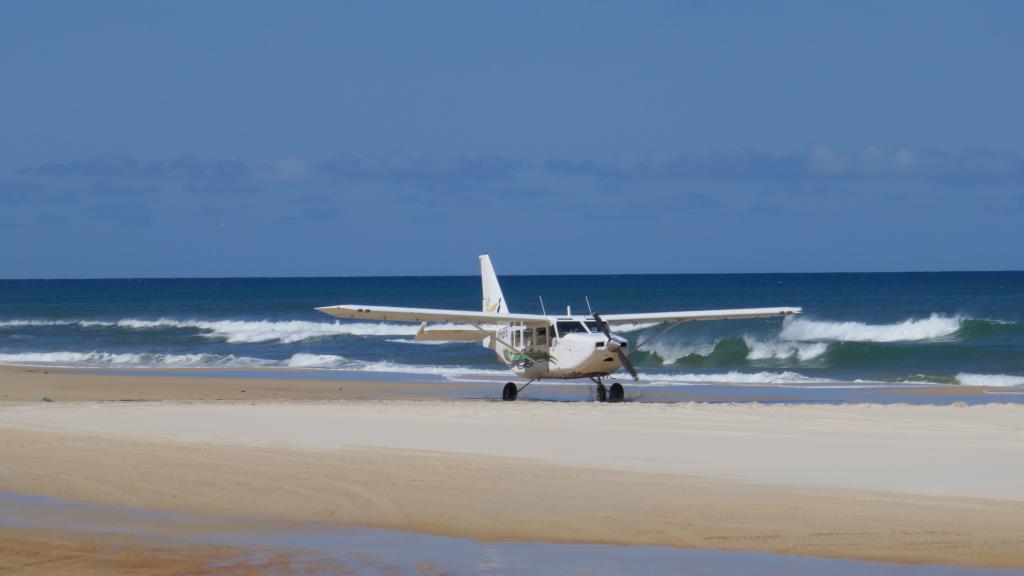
[633,321,685,351]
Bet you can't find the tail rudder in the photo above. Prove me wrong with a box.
[480,253,508,314]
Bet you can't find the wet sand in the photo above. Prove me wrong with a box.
[0,365,468,402]
[0,527,360,576]
[2,366,1024,571]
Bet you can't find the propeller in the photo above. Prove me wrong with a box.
[592,312,639,381]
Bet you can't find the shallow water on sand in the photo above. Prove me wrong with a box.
[2,492,1020,575]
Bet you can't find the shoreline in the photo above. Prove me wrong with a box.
[0,364,1018,405]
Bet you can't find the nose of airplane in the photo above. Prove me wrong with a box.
[605,336,627,352]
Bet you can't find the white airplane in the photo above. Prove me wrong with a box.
[317,254,800,402]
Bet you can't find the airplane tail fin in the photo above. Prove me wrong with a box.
[480,253,508,314]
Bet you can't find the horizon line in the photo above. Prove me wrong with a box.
[1,269,1022,282]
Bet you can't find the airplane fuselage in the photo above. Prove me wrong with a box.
[489,317,627,380]
[316,253,800,400]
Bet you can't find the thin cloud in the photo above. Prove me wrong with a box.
[316,152,525,181]
[544,146,1024,185]
[19,152,526,185]
[18,155,252,183]
[16,147,1024,191]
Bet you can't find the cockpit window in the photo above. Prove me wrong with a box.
[584,321,603,334]
[556,321,588,337]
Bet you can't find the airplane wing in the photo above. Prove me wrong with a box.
[315,304,549,325]
[600,307,801,325]
[415,323,491,342]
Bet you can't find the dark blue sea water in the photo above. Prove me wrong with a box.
[1,272,1023,390]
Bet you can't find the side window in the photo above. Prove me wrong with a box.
[536,327,547,346]
[523,328,533,348]
[513,329,521,348]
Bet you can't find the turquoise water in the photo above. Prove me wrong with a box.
[1,272,1023,391]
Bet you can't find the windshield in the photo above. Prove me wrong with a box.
[556,321,588,337]
[585,321,603,334]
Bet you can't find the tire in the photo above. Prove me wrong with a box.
[502,382,518,401]
[596,383,608,402]
[609,382,624,403]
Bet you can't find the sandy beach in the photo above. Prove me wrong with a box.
[2,366,1024,572]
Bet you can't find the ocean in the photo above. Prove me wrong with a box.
[2,272,1023,392]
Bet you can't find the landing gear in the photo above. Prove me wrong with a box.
[590,377,624,403]
[502,382,518,401]
[608,382,624,403]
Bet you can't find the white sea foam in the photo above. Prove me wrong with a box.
[639,370,822,385]
[0,319,108,327]
[0,349,516,380]
[0,313,975,348]
[956,373,1024,387]
[780,314,963,343]
[285,353,350,368]
[385,338,452,345]
[0,351,99,364]
[0,351,273,368]
[639,336,828,364]
[117,318,429,343]
[638,341,717,364]
[0,317,487,343]
[0,350,937,389]
[352,361,510,378]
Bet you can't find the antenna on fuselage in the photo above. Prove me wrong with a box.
[538,295,547,315]
[585,296,593,316]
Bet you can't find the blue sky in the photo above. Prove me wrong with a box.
[1,0,1022,277]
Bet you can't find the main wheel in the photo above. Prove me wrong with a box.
[608,382,624,403]
[596,382,607,402]
[502,382,518,401]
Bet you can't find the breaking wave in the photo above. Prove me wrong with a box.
[0,351,273,368]
[2,313,1022,387]
[633,314,1022,367]
[638,370,821,385]
[639,337,829,365]
[1,350,1020,388]
[779,314,963,343]
[0,314,1008,349]
[955,373,1024,387]
[0,318,480,343]
[745,339,830,361]
[283,353,350,369]
[0,350,512,379]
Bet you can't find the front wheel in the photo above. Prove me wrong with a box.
[502,382,518,401]
[608,382,624,403]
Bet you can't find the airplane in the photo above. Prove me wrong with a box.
[316,254,801,402]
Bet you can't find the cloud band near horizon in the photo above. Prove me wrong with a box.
[11,146,1024,189]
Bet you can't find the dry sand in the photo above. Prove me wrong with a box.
[2,366,1024,570]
